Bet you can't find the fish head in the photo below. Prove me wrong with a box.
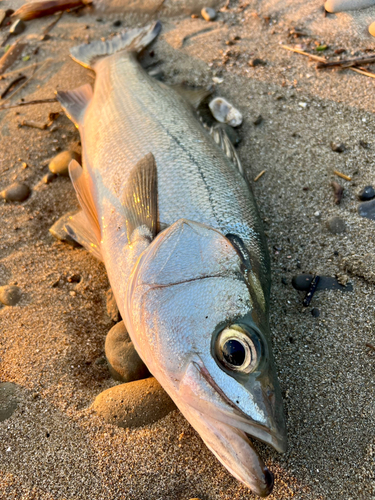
[125,218,287,496]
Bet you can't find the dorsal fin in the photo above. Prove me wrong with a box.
[69,160,101,247]
[56,84,93,127]
[202,121,245,179]
[121,153,158,240]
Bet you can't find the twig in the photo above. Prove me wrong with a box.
[0,61,47,79]
[20,119,48,130]
[316,54,375,69]
[43,11,63,36]
[350,67,375,79]
[0,74,26,99]
[12,0,92,21]
[334,170,351,181]
[366,342,375,351]
[254,170,266,182]
[281,45,326,63]
[2,58,52,104]
[0,97,58,111]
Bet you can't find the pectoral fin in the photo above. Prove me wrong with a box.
[121,153,158,240]
[171,84,212,109]
[64,211,103,261]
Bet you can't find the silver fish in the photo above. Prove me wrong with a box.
[56,21,287,497]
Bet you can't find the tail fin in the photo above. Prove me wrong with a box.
[70,21,162,70]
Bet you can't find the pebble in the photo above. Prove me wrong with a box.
[325,0,375,12]
[106,288,121,323]
[43,172,57,184]
[0,285,22,306]
[105,321,149,383]
[330,142,345,153]
[209,97,242,127]
[253,115,263,125]
[369,21,375,37]
[9,19,25,35]
[49,210,81,247]
[358,199,375,220]
[201,7,216,21]
[311,308,320,318]
[358,185,375,201]
[0,382,19,422]
[0,182,30,202]
[92,377,176,428]
[292,274,353,292]
[249,58,267,67]
[48,151,81,177]
[113,20,122,27]
[326,216,346,234]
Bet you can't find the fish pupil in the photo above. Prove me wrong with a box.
[222,339,246,367]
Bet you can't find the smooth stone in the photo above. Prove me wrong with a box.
[0,182,30,202]
[0,382,19,422]
[92,378,176,428]
[292,274,353,292]
[369,21,375,37]
[201,6,216,21]
[106,288,121,323]
[330,142,345,153]
[48,151,81,176]
[341,254,375,283]
[43,172,57,184]
[209,97,242,127]
[358,198,375,220]
[311,308,320,318]
[49,210,81,247]
[358,185,375,201]
[9,19,25,35]
[0,285,22,306]
[105,321,149,383]
[326,216,346,234]
[325,0,375,11]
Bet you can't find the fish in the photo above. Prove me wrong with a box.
[56,21,287,497]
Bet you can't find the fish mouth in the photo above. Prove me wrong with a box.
[177,360,287,497]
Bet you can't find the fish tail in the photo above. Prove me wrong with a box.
[70,21,162,70]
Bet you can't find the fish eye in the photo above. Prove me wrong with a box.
[215,325,261,373]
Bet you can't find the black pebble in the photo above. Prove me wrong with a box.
[281,277,288,285]
[358,199,375,221]
[113,20,122,27]
[311,308,320,317]
[249,58,267,67]
[358,185,375,201]
[253,115,263,126]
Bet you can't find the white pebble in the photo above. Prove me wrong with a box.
[201,7,217,21]
[209,97,243,127]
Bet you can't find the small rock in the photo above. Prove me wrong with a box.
[0,182,30,202]
[67,274,81,283]
[358,185,375,201]
[358,198,375,221]
[43,172,57,184]
[48,151,81,177]
[0,382,19,422]
[0,285,22,306]
[253,115,263,126]
[92,377,176,428]
[201,7,216,21]
[49,210,81,247]
[105,321,149,383]
[106,288,121,323]
[9,19,25,35]
[314,211,321,218]
[209,97,242,127]
[331,181,344,205]
[281,277,288,285]
[330,142,345,153]
[249,58,267,67]
[326,216,346,234]
[359,139,369,148]
[311,308,320,318]
[113,20,122,27]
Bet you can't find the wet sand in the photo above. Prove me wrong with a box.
[0,1,375,499]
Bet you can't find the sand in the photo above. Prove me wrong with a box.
[1,0,375,499]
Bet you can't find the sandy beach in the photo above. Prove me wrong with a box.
[1,0,375,498]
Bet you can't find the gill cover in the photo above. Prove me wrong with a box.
[125,219,287,496]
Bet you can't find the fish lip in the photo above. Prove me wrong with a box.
[193,361,287,454]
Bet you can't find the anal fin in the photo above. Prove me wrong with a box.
[56,83,93,127]
[69,159,102,258]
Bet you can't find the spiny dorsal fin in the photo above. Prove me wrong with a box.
[171,84,213,110]
[56,84,93,127]
[69,160,101,247]
[121,153,158,240]
[64,211,103,261]
[70,21,162,70]
[203,122,245,179]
